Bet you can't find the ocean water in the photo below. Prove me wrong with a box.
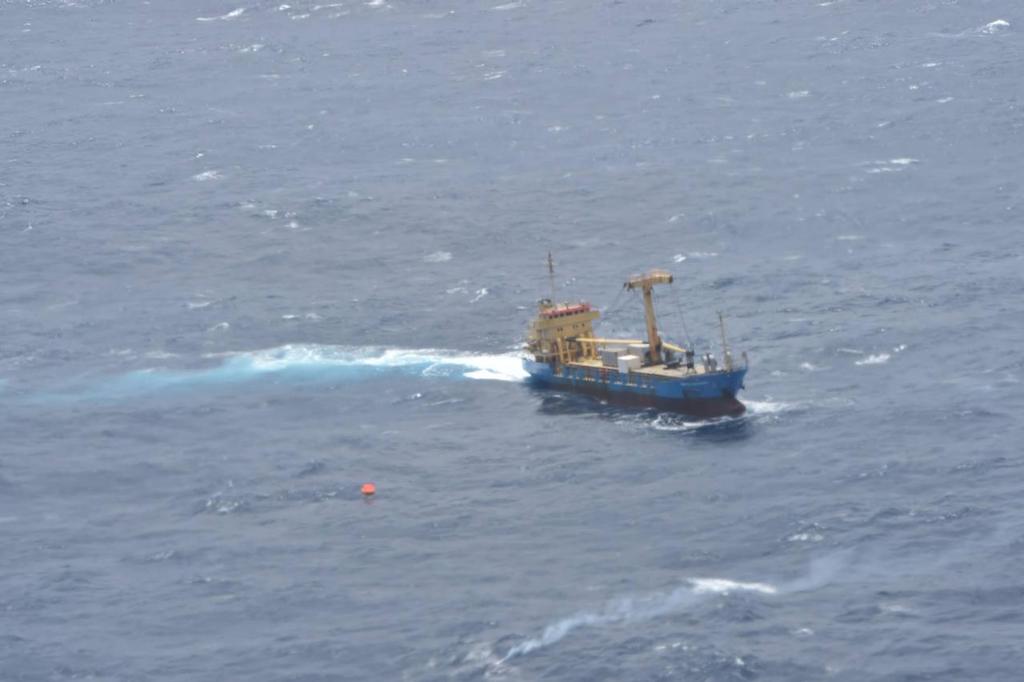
[2,1,1023,680]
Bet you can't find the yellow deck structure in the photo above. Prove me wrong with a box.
[527,258,731,375]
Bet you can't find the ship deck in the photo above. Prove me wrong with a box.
[567,358,711,379]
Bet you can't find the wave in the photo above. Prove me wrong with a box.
[500,578,773,662]
[45,345,528,401]
[496,554,847,665]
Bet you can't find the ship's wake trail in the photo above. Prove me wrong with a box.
[43,345,529,401]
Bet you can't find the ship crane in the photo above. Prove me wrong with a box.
[624,269,673,365]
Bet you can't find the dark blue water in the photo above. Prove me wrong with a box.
[3,1,1023,680]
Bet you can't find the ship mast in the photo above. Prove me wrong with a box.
[718,311,732,370]
[624,269,673,364]
[547,252,556,302]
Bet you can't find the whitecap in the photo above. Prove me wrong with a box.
[787,90,810,99]
[192,170,222,181]
[864,158,917,174]
[881,602,914,614]
[855,353,890,366]
[423,250,452,263]
[492,0,524,9]
[980,19,1009,34]
[470,288,489,303]
[673,251,717,262]
[689,578,778,595]
[197,7,245,21]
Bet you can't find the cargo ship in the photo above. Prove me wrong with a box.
[523,256,748,417]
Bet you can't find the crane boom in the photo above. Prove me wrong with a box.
[624,269,674,364]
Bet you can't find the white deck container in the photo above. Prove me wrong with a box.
[617,354,641,372]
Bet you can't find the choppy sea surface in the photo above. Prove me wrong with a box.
[3,1,1024,680]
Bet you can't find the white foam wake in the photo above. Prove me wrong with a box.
[52,345,528,402]
[229,345,528,382]
[744,399,796,415]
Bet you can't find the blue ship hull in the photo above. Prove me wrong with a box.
[523,360,747,417]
